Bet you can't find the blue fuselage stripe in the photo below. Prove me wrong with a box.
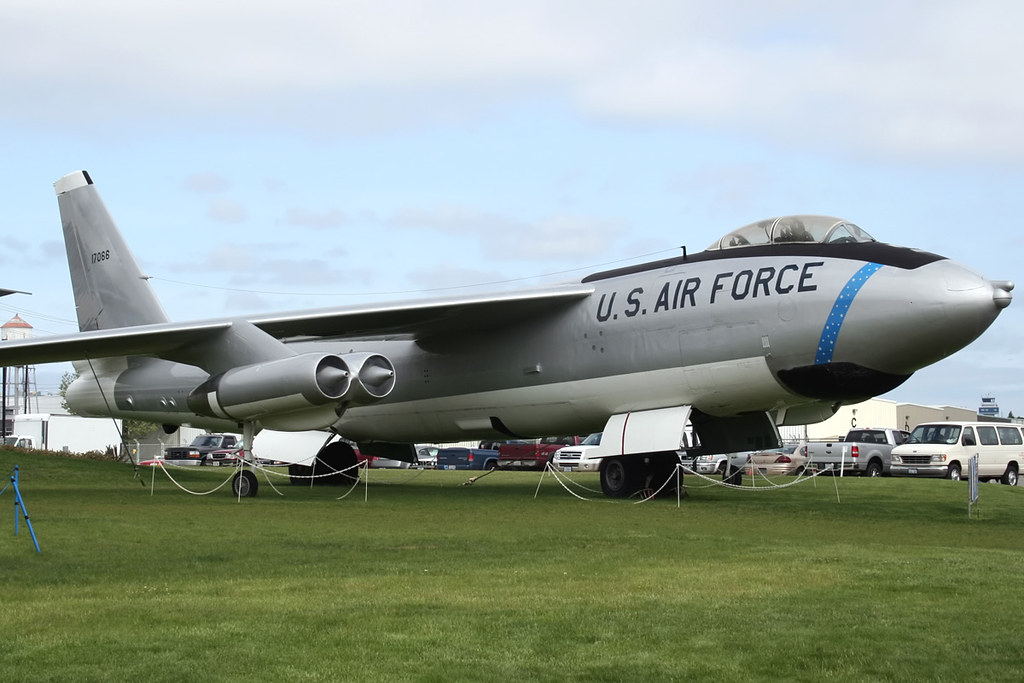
[815,263,883,365]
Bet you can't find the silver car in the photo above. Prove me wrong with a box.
[415,445,438,469]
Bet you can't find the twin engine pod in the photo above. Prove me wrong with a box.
[186,352,396,423]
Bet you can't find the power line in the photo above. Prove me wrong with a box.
[146,248,679,297]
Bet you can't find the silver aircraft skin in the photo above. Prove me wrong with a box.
[0,171,1013,497]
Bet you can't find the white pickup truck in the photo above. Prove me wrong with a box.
[804,428,911,477]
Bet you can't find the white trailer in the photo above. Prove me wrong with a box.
[6,413,122,455]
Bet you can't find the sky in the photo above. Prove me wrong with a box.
[0,1,1021,416]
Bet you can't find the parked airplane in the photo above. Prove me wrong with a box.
[0,171,1013,498]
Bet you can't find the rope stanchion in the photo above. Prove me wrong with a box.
[255,462,285,496]
[533,465,549,499]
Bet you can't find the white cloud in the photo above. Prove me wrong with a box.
[185,172,231,193]
[207,198,247,223]
[2,2,1022,160]
[389,204,624,261]
[286,207,349,229]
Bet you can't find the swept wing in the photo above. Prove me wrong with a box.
[0,285,594,367]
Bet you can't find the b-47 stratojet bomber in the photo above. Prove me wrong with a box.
[0,171,1012,498]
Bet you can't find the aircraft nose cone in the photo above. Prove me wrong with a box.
[877,260,1009,374]
[775,257,1010,403]
[816,259,1008,377]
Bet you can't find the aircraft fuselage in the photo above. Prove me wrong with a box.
[66,239,1005,444]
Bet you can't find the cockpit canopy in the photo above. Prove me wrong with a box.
[707,215,876,251]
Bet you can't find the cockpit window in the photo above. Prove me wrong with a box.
[708,215,876,251]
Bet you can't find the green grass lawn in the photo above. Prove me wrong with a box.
[2,450,1023,682]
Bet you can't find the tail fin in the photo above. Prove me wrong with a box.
[54,171,169,331]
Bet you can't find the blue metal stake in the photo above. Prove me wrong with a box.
[4,466,41,553]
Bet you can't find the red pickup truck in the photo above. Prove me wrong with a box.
[497,436,585,471]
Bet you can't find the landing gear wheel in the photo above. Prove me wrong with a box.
[724,464,743,486]
[647,453,681,497]
[600,457,641,498]
[232,470,259,498]
[315,442,359,485]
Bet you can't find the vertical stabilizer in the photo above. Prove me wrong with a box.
[54,171,169,331]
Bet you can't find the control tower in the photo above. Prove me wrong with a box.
[1,314,38,432]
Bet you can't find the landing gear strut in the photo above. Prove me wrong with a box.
[232,422,259,498]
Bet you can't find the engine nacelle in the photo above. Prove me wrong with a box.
[187,354,351,422]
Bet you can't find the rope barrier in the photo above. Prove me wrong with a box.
[144,450,368,499]
[632,466,684,504]
[537,464,618,503]
[154,459,236,496]
[535,458,844,504]
[335,461,368,501]
[538,466,604,494]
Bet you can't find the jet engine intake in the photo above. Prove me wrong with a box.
[187,354,351,422]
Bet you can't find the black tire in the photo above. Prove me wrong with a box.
[647,452,681,497]
[946,463,962,481]
[1000,465,1018,486]
[865,461,883,478]
[232,470,259,498]
[724,464,743,486]
[314,442,360,485]
[288,463,313,485]
[600,457,641,498]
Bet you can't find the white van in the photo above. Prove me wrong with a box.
[890,422,1022,485]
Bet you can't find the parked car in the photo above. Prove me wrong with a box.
[498,435,585,471]
[891,421,1022,484]
[479,439,528,450]
[165,433,240,466]
[203,447,287,467]
[552,432,603,471]
[681,452,730,476]
[415,445,438,469]
[204,447,242,467]
[804,428,910,477]
[748,443,808,476]
[680,451,753,480]
[363,454,412,469]
[436,447,500,470]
